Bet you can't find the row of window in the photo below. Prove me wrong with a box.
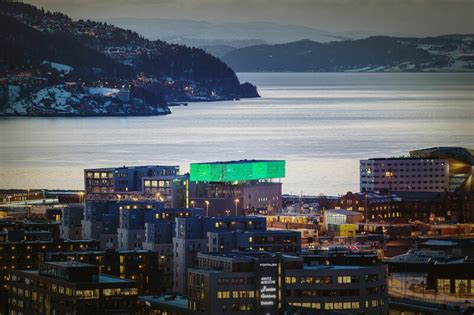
[285,274,380,285]
[10,285,138,299]
[364,168,445,173]
[362,161,445,167]
[437,279,474,295]
[86,172,113,179]
[289,299,384,310]
[217,290,255,299]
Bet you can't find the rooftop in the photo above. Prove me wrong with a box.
[191,159,284,165]
[304,265,371,271]
[325,209,364,216]
[85,165,178,172]
[363,157,444,161]
[410,147,474,165]
[140,295,188,309]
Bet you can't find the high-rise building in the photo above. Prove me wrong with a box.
[189,160,285,216]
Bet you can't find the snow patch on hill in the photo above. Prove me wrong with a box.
[4,85,82,115]
[88,87,120,96]
[42,61,74,73]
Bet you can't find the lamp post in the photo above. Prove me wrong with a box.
[190,200,195,209]
[205,200,210,217]
[234,198,239,216]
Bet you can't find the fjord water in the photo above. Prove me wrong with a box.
[1,73,473,195]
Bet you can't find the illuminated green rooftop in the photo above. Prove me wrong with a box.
[190,160,285,182]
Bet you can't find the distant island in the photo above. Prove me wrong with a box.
[221,36,474,72]
[0,1,259,117]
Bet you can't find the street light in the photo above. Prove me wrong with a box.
[234,198,240,216]
[190,200,195,208]
[204,200,210,217]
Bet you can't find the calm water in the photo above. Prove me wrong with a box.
[1,73,473,195]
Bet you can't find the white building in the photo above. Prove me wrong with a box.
[360,158,449,193]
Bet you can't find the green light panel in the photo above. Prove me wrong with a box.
[190,160,285,182]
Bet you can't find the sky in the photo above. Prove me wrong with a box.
[25,0,474,36]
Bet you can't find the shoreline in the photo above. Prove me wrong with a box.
[0,95,259,118]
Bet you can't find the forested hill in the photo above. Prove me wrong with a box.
[221,36,474,72]
[0,0,258,109]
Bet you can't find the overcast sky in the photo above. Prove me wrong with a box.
[25,0,474,36]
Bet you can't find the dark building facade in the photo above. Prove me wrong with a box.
[335,190,470,222]
[9,261,138,314]
[44,249,167,294]
[186,251,388,315]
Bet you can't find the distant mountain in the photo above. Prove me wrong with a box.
[98,18,353,45]
[221,36,474,72]
[187,39,266,58]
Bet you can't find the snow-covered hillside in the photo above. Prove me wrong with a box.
[1,85,170,116]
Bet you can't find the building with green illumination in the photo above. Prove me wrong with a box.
[189,160,286,216]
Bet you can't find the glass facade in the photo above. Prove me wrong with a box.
[190,160,286,182]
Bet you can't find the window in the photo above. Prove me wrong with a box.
[285,277,297,284]
[455,279,469,295]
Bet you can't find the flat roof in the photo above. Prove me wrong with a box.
[304,265,371,270]
[192,159,284,165]
[325,209,363,216]
[97,274,133,284]
[140,295,188,309]
[44,261,95,268]
[362,157,444,161]
[85,165,178,172]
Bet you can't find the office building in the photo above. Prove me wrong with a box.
[189,160,285,216]
[186,251,387,315]
[360,157,449,193]
[8,261,138,314]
